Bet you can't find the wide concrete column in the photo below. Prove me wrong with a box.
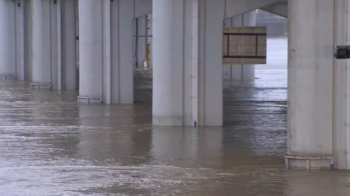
[223,11,256,81]
[111,0,135,104]
[152,0,224,126]
[31,0,52,88]
[61,0,77,91]
[78,0,134,104]
[152,0,177,125]
[0,0,16,80]
[78,0,103,103]
[287,0,335,169]
[28,0,75,90]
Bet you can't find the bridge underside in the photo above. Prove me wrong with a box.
[0,0,350,170]
[261,1,288,18]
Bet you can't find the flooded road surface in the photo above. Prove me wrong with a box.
[1,37,350,195]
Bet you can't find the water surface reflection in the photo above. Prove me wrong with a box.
[1,38,350,195]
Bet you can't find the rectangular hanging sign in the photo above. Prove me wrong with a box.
[223,27,267,64]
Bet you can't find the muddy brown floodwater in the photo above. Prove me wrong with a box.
[1,38,350,195]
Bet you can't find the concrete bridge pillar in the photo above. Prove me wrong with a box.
[78,0,134,104]
[61,0,77,91]
[78,0,104,102]
[31,0,52,88]
[287,0,350,170]
[152,0,224,126]
[0,0,16,80]
[30,0,74,90]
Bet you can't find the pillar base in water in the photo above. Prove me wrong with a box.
[31,82,52,90]
[153,116,183,126]
[0,74,16,81]
[285,155,334,170]
[77,96,103,104]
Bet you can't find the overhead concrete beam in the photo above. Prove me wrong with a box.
[135,0,152,17]
[225,0,287,18]
[260,1,288,18]
[136,0,286,19]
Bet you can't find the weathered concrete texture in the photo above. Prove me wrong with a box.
[29,0,77,90]
[135,0,152,17]
[61,0,77,91]
[152,0,189,126]
[333,0,349,171]
[287,0,350,170]
[31,0,52,85]
[152,0,225,126]
[78,0,103,100]
[288,0,333,169]
[111,0,134,104]
[0,0,16,79]
[78,0,134,104]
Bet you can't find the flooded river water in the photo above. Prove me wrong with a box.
[1,38,350,195]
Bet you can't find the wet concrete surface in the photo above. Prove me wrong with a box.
[1,38,350,195]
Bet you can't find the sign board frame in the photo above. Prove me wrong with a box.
[223,27,267,64]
